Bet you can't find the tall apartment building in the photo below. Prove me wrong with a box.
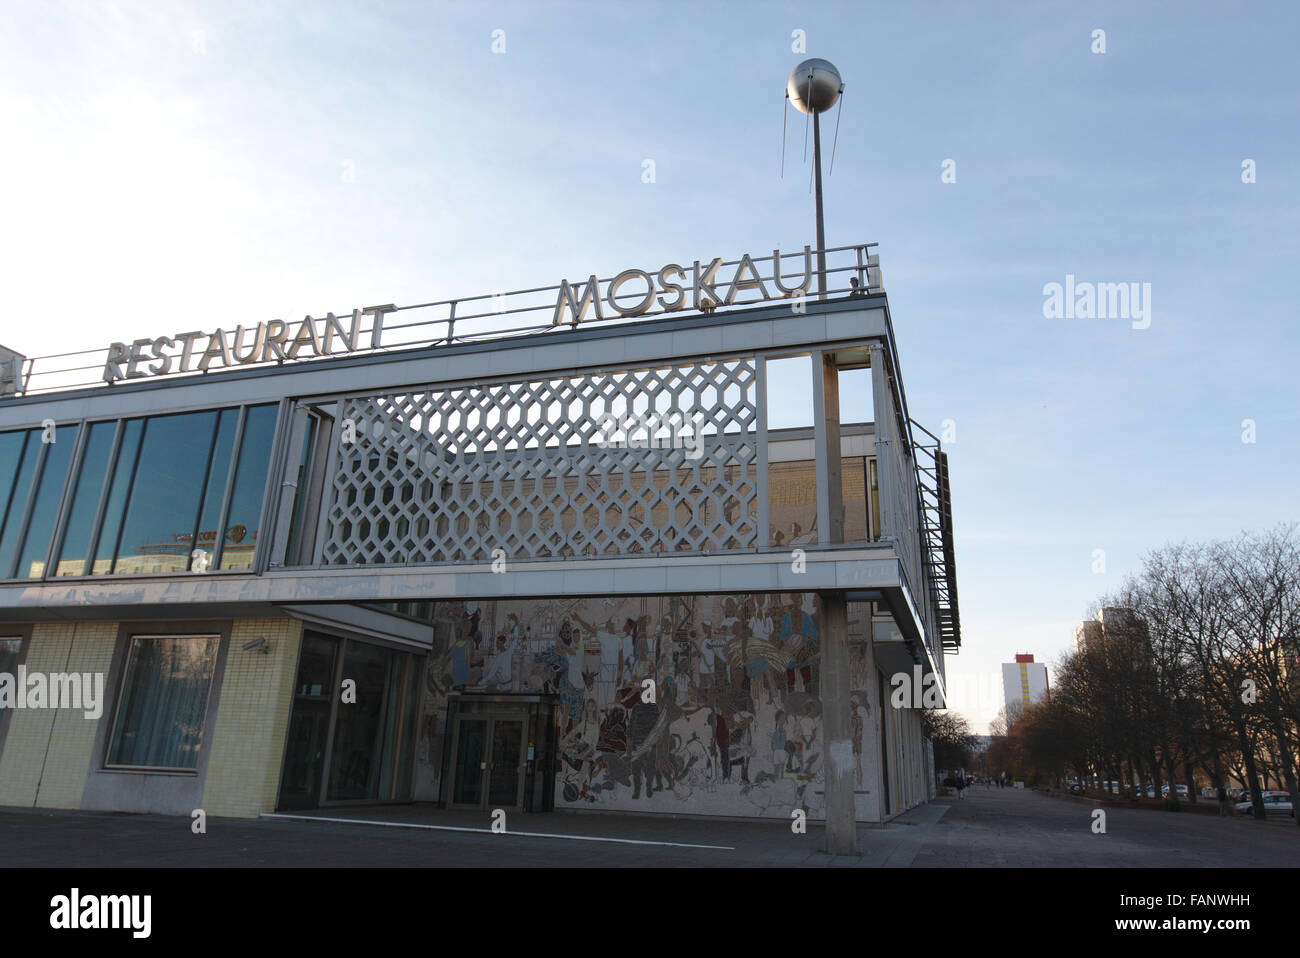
[1002,653,1048,715]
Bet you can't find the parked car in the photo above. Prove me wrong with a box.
[1234,791,1293,817]
[1161,784,1189,799]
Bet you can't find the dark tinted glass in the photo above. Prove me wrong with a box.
[53,421,118,576]
[106,634,219,769]
[113,411,218,574]
[0,636,21,676]
[283,414,319,563]
[14,424,77,578]
[92,418,143,574]
[296,632,338,697]
[191,408,238,570]
[0,429,39,578]
[219,404,277,570]
[327,641,395,800]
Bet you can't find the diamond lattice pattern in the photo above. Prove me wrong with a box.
[321,358,758,565]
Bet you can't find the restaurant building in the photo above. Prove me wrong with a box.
[0,243,960,853]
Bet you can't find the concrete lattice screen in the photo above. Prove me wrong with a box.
[321,357,762,564]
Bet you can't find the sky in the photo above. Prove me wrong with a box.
[1,1,1296,732]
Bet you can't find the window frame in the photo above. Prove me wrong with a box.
[0,625,32,757]
[0,399,285,583]
[102,631,222,774]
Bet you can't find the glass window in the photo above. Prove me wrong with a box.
[13,424,78,578]
[283,414,321,564]
[106,634,219,770]
[191,409,239,571]
[295,632,338,698]
[219,404,278,570]
[327,642,395,801]
[0,429,40,577]
[3,403,279,581]
[53,421,118,576]
[0,636,22,676]
[113,411,220,574]
[92,419,143,575]
[869,457,881,540]
[0,635,21,732]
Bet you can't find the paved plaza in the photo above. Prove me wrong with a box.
[2,786,1296,868]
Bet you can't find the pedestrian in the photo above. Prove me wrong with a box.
[1217,784,1229,817]
[955,773,966,799]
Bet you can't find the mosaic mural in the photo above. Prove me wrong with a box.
[415,592,884,819]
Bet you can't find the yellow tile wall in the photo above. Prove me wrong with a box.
[200,618,302,818]
[0,621,118,809]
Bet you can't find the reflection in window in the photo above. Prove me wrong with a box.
[54,421,118,576]
[219,404,277,570]
[113,411,220,574]
[326,641,420,802]
[0,636,22,677]
[91,419,143,575]
[14,425,78,578]
[5,403,278,580]
[192,409,239,571]
[869,457,881,540]
[106,635,219,770]
[0,636,20,732]
[0,429,41,577]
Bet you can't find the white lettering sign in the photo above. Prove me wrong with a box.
[97,247,823,385]
[553,247,812,325]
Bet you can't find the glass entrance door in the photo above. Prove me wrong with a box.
[280,699,330,809]
[487,719,524,809]
[277,630,424,811]
[451,718,487,806]
[449,713,528,810]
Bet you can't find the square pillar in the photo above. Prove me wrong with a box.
[819,591,856,855]
[812,351,843,545]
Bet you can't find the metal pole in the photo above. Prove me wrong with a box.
[813,111,827,300]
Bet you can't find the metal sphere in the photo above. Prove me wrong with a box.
[787,58,842,115]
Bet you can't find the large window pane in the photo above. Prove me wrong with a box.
[107,634,219,770]
[13,424,78,578]
[190,408,238,571]
[327,642,395,801]
[113,411,219,574]
[0,404,280,580]
[0,635,21,733]
[0,636,22,676]
[218,404,277,570]
[283,414,321,564]
[0,429,39,577]
[53,421,118,576]
[92,419,143,575]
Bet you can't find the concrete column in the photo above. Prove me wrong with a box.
[820,591,856,855]
[812,351,843,545]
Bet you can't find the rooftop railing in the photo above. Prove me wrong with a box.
[6,243,881,398]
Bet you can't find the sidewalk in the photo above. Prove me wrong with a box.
[0,800,948,868]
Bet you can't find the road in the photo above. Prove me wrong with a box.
[2,785,1296,867]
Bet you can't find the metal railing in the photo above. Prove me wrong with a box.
[9,243,882,397]
[911,419,961,652]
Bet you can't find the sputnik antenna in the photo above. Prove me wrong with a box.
[783,58,844,300]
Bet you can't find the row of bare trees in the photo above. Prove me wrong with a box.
[987,523,1300,822]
